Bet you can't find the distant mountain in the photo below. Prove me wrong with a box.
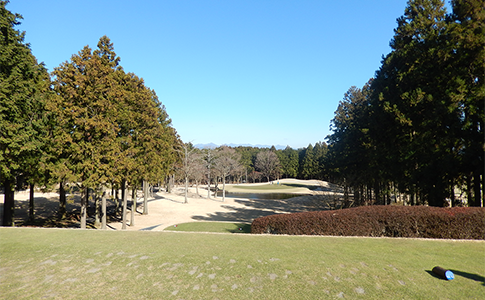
[194,142,219,149]
[194,143,287,150]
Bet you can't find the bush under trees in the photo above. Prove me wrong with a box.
[251,205,485,240]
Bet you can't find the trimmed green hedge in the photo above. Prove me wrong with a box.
[251,206,485,239]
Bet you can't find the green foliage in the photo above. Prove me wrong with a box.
[51,39,120,188]
[0,1,51,225]
[49,35,180,227]
[276,146,299,178]
[326,0,484,206]
[51,36,179,187]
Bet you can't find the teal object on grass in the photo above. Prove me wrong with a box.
[432,266,454,281]
[445,270,454,280]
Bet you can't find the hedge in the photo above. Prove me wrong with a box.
[250,205,485,239]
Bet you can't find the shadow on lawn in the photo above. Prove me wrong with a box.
[2,192,140,228]
[426,269,485,286]
[192,194,333,224]
[450,269,485,286]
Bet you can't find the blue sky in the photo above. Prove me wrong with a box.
[9,0,434,149]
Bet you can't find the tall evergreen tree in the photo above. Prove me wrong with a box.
[0,1,50,225]
[300,144,316,180]
[448,0,485,206]
[51,37,122,228]
[371,0,459,206]
[276,146,299,178]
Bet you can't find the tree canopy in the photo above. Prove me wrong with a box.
[326,0,484,207]
[1,1,51,225]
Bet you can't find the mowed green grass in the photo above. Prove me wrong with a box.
[233,184,294,190]
[228,183,309,193]
[164,222,251,233]
[1,228,484,299]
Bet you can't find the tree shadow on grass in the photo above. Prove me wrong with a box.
[191,195,333,224]
[2,194,129,228]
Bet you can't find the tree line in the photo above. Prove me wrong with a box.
[173,142,329,200]
[1,1,329,227]
[1,2,180,227]
[325,0,484,207]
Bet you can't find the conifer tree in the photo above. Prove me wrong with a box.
[448,0,484,206]
[52,36,122,228]
[371,0,458,206]
[0,1,50,225]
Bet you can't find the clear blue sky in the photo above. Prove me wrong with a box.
[9,0,439,149]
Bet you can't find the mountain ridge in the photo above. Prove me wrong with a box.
[194,143,288,150]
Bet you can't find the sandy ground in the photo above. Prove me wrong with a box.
[2,179,342,231]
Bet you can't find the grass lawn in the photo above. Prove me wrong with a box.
[226,183,313,194]
[164,222,251,233]
[1,228,484,299]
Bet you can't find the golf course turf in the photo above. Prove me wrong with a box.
[1,227,483,299]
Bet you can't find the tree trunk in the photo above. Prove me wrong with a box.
[466,174,472,205]
[222,175,226,202]
[29,183,35,222]
[101,190,107,230]
[143,180,149,214]
[94,191,101,228]
[112,185,119,215]
[86,188,90,216]
[374,182,381,205]
[122,180,127,230]
[80,188,87,229]
[2,179,15,226]
[130,186,136,226]
[207,174,211,199]
[472,169,481,207]
[195,180,199,196]
[59,181,66,218]
[184,176,188,204]
[482,173,485,208]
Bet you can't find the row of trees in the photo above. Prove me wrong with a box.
[232,143,328,181]
[326,0,484,207]
[1,0,330,227]
[174,142,330,203]
[1,2,180,226]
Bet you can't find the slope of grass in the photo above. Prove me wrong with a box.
[1,228,484,299]
[164,222,251,233]
[227,183,312,194]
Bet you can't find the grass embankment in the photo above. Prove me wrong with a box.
[164,222,251,233]
[225,183,315,194]
[1,228,484,299]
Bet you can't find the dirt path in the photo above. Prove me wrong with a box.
[2,179,341,231]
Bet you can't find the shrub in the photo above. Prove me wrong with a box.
[251,206,485,239]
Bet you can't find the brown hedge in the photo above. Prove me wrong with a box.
[250,206,485,239]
